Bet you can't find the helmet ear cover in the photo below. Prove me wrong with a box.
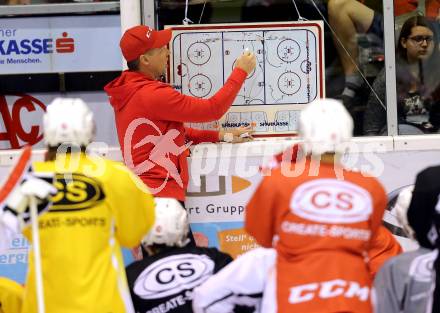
[299,98,353,156]
[142,198,190,248]
[43,98,95,147]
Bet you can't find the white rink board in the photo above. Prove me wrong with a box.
[168,22,325,136]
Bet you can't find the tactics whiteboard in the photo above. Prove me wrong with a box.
[167,22,325,136]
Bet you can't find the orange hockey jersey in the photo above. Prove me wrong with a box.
[368,226,402,277]
[246,157,387,313]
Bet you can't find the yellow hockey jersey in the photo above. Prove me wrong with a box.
[0,277,23,313]
[21,153,155,313]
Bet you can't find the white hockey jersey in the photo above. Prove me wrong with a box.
[192,248,277,313]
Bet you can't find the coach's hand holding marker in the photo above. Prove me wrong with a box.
[238,49,254,142]
[234,48,256,75]
[220,125,255,143]
[221,50,256,144]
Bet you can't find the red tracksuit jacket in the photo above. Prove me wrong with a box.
[104,68,247,200]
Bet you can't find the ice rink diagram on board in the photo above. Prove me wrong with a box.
[168,22,325,135]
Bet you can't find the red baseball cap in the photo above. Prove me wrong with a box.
[120,25,172,62]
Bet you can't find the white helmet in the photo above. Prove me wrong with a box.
[299,98,353,155]
[393,186,415,239]
[43,98,95,147]
[142,198,190,248]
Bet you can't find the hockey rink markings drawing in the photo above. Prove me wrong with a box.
[172,29,318,105]
[170,23,324,134]
[189,73,212,98]
[187,42,211,65]
[277,39,301,63]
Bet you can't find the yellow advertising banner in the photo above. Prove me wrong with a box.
[218,228,260,259]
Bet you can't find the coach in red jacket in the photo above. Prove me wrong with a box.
[105,25,256,201]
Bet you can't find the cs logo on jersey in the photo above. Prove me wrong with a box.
[50,173,105,212]
[290,179,372,224]
[134,254,215,299]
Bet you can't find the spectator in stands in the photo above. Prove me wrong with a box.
[327,0,383,111]
[364,15,440,135]
[242,0,382,111]
[395,0,440,19]
[126,198,233,313]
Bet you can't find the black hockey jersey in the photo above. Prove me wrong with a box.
[126,246,232,313]
[407,165,440,313]
[408,165,440,249]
